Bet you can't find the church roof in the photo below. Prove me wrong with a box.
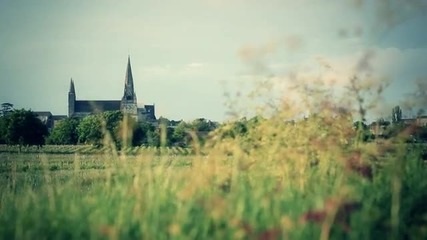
[75,100,121,113]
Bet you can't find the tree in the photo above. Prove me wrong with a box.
[171,121,190,147]
[102,111,123,147]
[76,111,124,147]
[0,109,48,150]
[157,117,170,126]
[147,128,160,147]
[118,114,144,148]
[46,117,80,145]
[128,120,156,146]
[0,116,6,144]
[353,120,368,131]
[190,118,217,132]
[377,118,391,127]
[131,123,146,146]
[77,115,102,146]
[102,111,123,135]
[353,120,373,142]
[392,105,402,125]
[219,118,249,139]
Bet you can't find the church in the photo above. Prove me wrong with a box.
[68,57,156,122]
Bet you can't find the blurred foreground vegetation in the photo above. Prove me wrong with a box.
[1,113,427,239]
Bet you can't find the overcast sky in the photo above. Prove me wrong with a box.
[0,0,426,121]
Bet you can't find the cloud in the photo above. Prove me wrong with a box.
[285,46,427,88]
[238,41,280,63]
[237,36,304,63]
[180,62,206,76]
[233,45,427,119]
[140,62,208,79]
[186,62,204,68]
[141,65,171,76]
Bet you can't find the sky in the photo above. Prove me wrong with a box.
[0,0,426,121]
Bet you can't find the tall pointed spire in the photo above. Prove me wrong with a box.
[122,56,137,105]
[68,78,76,117]
[69,78,75,93]
[125,56,134,94]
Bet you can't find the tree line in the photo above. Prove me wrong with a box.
[0,108,48,150]
[1,104,427,150]
[0,107,219,149]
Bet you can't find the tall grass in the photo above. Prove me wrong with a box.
[1,100,427,239]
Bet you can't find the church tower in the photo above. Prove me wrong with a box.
[68,78,76,117]
[121,56,138,116]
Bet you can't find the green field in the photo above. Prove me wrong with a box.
[1,140,426,240]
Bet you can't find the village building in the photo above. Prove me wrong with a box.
[34,112,67,131]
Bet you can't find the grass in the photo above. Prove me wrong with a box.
[0,138,426,239]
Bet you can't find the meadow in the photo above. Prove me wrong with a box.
[2,1,426,239]
[1,119,427,240]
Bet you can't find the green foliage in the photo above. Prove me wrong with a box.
[77,115,102,146]
[0,109,48,148]
[102,111,123,138]
[171,121,190,147]
[0,117,6,144]
[46,118,80,145]
[76,111,123,147]
[146,127,160,147]
[66,112,218,148]
[377,118,391,127]
[353,120,374,142]
[130,121,157,147]
[157,116,170,126]
[131,118,218,148]
[190,118,217,132]
[218,116,265,140]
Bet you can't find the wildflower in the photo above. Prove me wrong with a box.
[346,150,373,180]
[299,198,362,232]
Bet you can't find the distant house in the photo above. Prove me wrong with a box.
[370,115,427,137]
[52,115,67,128]
[402,118,416,126]
[416,116,427,127]
[34,111,53,130]
[402,116,427,127]
[34,112,67,131]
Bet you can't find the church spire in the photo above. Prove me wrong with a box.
[68,78,76,117]
[69,78,75,94]
[125,56,134,94]
[122,56,137,104]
